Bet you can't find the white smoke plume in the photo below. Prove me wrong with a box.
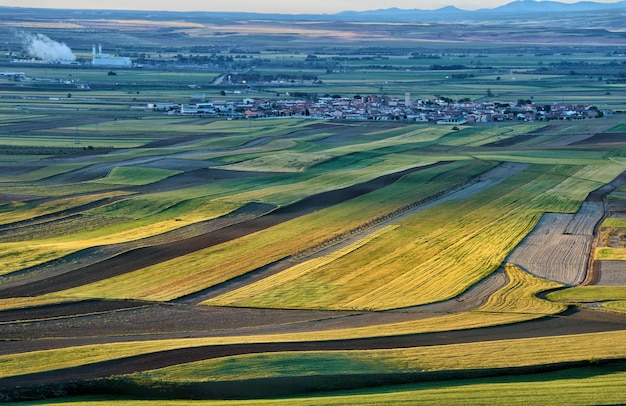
[18,32,76,61]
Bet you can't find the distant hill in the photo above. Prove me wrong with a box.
[332,0,626,21]
[0,0,624,23]
[489,0,625,13]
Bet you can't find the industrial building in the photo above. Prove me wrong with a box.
[92,44,132,67]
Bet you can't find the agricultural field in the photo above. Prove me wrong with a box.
[1,6,626,405]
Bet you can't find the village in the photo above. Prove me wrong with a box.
[149,92,612,124]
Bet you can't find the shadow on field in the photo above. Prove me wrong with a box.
[3,359,625,402]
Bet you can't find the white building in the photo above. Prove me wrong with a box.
[92,44,132,67]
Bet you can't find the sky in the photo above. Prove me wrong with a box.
[0,0,622,14]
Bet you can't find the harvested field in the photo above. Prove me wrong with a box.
[507,213,595,285]
[564,200,605,235]
[596,261,626,285]
[505,176,609,286]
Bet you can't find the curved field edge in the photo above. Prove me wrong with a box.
[547,286,626,303]
[4,334,626,404]
[19,362,626,406]
[131,311,610,387]
[0,264,565,379]
[603,301,626,313]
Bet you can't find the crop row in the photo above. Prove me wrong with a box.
[292,177,477,259]
[204,165,595,310]
[49,161,490,301]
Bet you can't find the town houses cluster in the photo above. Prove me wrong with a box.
[147,93,611,124]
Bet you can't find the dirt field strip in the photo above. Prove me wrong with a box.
[596,261,626,285]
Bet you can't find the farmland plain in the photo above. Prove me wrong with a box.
[1,6,626,404]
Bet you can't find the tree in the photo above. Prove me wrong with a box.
[486,88,494,97]
[588,106,603,118]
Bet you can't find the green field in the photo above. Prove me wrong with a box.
[2,114,626,403]
[1,9,626,405]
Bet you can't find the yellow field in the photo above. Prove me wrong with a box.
[595,247,626,260]
[0,264,562,382]
[203,168,586,310]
